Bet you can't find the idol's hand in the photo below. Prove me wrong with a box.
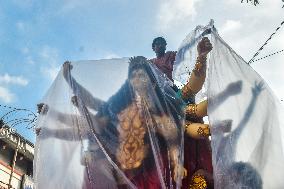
[173,164,188,182]
[197,37,212,57]
[62,61,73,80]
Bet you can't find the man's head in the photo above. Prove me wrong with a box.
[223,162,263,189]
[152,37,167,56]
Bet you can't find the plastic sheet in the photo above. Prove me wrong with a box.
[175,20,284,189]
[34,57,184,189]
[35,20,284,188]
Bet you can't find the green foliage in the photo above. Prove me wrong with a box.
[241,0,260,6]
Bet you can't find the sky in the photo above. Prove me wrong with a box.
[0,0,283,142]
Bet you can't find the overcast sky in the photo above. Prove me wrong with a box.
[0,0,283,141]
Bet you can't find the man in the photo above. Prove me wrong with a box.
[150,36,212,81]
[150,37,214,189]
[150,37,176,81]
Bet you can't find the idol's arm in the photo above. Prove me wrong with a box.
[183,100,210,139]
[181,56,207,100]
[62,61,105,111]
[154,115,187,181]
[184,122,210,139]
[181,37,212,101]
[184,100,208,118]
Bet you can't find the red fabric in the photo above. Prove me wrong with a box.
[126,167,162,189]
[117,154,171,189]
[182,136,214,189]
[150,51,176,81]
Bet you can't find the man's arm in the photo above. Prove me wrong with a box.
[36,127,88,141]
[37,103,79,126]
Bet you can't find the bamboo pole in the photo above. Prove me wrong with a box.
[8,136,20,189]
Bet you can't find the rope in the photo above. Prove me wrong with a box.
[250,49,284,63]
[248,19,284,64]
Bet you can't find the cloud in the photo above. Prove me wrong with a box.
[220,20,242,35]
[0,86,15,103]
[59,0,83,12]
[21,47,30,54]
[40,65,61,81]
[214,0,284,100]
[11,0,34,9]
[20,47,36,65]
[103,53,121,59]
[155,0,202,32]
[0,74,29,86]
[153,0,284,100]
[26,56,35,65]
[56,0,93,15]
[39,46,61,81]
[215,0,284,59]
[16,21,25,31]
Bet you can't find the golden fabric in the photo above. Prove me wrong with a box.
[116,103,148,170]
[189,174,208,189]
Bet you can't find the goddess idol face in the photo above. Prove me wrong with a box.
[129,68,151,96]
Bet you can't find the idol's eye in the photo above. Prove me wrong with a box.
[130,71,139,79]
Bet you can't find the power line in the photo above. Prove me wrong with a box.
[248,19,284,64]
[0,104,37,130]
[250,49,284,63]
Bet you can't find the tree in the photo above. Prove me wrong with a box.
[241,0,259,6]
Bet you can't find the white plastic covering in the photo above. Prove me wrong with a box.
[35,20,284,189]
[34,57,185,189]
[174,20,284,189]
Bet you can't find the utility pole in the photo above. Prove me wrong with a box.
[8,136,20,189]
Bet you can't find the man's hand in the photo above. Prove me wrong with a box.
[197,37,212,57]
[63,61,73,80]
[252,81,264,97]
[226,80,243,96]
[71,95,79,107]
[35,127,52,139]
[35,128,42,136]
[37,103,49,114]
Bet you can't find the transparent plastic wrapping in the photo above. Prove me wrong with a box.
[34,57,184,189]
[175,21,284,189]
[35,21,284,189]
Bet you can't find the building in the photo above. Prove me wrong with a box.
[0,125,34,189]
